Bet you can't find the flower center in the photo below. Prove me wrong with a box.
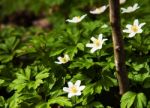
[71,86,78,93]
[61,58,67,63]
[131,25,138,32]
[74,16,80,20]
[94,40,101,47]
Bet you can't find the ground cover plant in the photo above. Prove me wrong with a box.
[0,0,150,108]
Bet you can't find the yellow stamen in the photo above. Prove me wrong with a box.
[77,16,80,19]
[71,86,78,93]
[95,40,101,47]
[131,25,138,32]
[61,58,67,63]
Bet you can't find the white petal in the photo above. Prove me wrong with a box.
[126,24,132,29]
[66,19,73,22]
[101,24,108,28]
[90,6,107,14]
[66,19,79,23]
[98,34,103,41]
[123,29,130,33]
[86,43,94,48]
[91,37,97,42]
[133,3,138,9]
[75,91,81,96]
[137,29,143,33]
[80,14,87,20]
[63,87,69,92]
[79,86,85,91]
[102,39,108,43]
[55,61,62,64]
[58,57,62,61]
[64,54,70,61]
[134,19,139,26]
[75,80,81,87]
[139,23,145,28]
[128,32,136,37]
[90,47,98,53]
[121,8,126,11]
[68,82,73,88]
[68,93,74,98]
[120,0,126,4]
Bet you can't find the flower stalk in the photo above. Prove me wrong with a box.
[109,0,129,94]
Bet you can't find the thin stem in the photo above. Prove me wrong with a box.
[109,0,129,94]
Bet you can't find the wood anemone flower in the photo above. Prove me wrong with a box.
[123,19,145,38]
[66,14,87,23]
[86,34,107,53]
[63,80,85,98]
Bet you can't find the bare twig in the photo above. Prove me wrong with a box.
[109,0,129,94]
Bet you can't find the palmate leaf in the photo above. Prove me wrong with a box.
[147,101,150,108]
[121,91,136,108]
[49,48,65,57]
[69,58,94,69]
[83,84,94,96]
[36,102,49,108]
[143,77,150,88]
[100,75,117,91]
[9,66,50,92]
[121,91,147,108]
[77,43,84,51]
[0,55,14,63]
[48,97,72,107]
[7,93,22,108]
[71,73,91,83]
[90,101,104,108]
[66,46,78,59]
[128,72,148,82]
[94,81,102,94]
[136,93,147,108]
[0,96,5,107]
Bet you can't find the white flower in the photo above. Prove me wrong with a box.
[55,54,70,64]
[121,3,140,13]
[63,80,85,98]
[101,24,108,28]
[66,14,87,23]
[90,5,108,14]
[123,19,145,38]
[120,0,126,4]
[86,34,107,53]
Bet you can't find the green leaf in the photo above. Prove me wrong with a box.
[66,46,78,59]
[48,97,72,107]
[35,69,49,80]
[49,48,65,57]
[143,77,150,88]
[100,76,116,91]
[7,93,22,108]
[91,101,104,108]
[72,73,91,83]
[147,101,150,108]
[0,96,5,107]
[69,58,94,69]
[136,93,147,108]
[94,81,102,94]
[36,102,50,108]
[121,91,136,108]
[77,43,84,51]
[25,66,31,80]
[83,84,94,96]
[0,79,4,85]
[0,55,13,63]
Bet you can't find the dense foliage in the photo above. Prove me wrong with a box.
[0,0,150,108]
